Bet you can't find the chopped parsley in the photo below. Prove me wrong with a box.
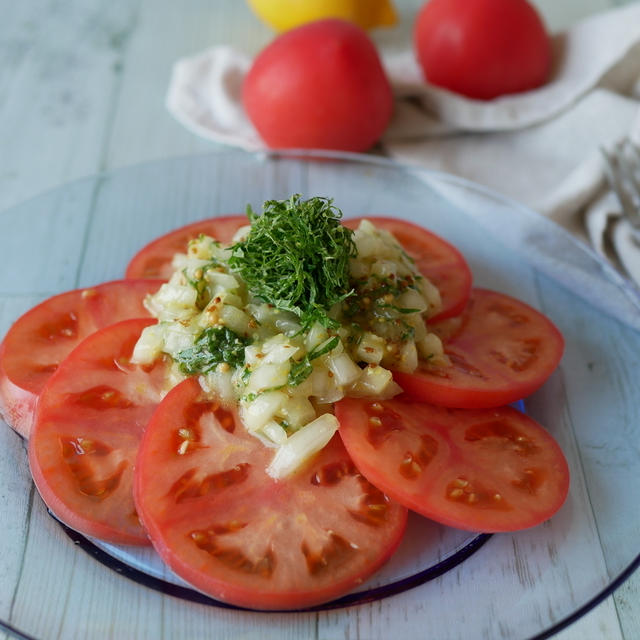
[288,336,340,387]
[228,195,356,329]
[175,326,250,375]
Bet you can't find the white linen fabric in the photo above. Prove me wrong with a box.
[166,3,640,328]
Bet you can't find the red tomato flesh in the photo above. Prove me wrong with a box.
[344,217,472,322]
[135,377,408,610]
[394,288,564,408]
[29,318,170,545]
[0,279,162,438]
[125,215,249,280]
[336,397,569,532]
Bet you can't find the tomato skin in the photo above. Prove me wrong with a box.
[135,377,407,610]
[414,0,552,100]
[394,288,564,408]
[242,19,393,152]
[344,217,472,322]
[125,216,249,280]
[0,279,163,439]
[336,397,569,532]
[28,318,170,545]
[0,350,35,438]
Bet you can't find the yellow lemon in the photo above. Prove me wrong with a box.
[246,0,397,32]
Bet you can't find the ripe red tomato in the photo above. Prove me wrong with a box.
[125,215,249,280]
[242,19,393,152]
[414,0,552,100]
[29,318,170,545]
[344,217,472,322]
[335,397,569,532]
[135,377,407,610]
[0,279,162,439]
[393,288,564,408]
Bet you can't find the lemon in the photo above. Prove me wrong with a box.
[246,0,397,32]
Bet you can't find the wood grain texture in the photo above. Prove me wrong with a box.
[0,0,140,213]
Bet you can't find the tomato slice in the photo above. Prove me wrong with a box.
[335,397,569,532]
[28,318,170,545]
[0,279,163,438]
[125,215,249,279]
[343,217,472,322]
[134,377,408,610]
[393,288,564,408]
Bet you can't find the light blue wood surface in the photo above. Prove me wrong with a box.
[0,2,638,639]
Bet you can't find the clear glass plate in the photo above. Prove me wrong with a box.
[1,150,639,640]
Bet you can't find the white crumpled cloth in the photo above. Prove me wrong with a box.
[166,3,640,329]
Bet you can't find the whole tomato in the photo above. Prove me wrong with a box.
[414,0,552,100]
[242,19,393,151]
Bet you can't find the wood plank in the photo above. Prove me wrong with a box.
[0,297,47,634]
[0,180,98,296]
[102,0,268,172]
[618,574,640,639]
[0,0,141,213]
[541,278,640,640]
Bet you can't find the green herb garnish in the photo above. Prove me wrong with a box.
[376,303,421,314]
[400,322,416,341]
[175,326,250,374]
[288,336,340,387]
[288,359,314,388]
[228,195,356,329]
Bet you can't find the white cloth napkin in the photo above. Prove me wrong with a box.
[166,3,640,329]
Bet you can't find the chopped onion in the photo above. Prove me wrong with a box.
[267,414,339,479]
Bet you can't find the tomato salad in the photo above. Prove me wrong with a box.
[0,195,569,610]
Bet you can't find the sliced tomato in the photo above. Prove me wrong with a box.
[28,318,169,545]
[343,217,472,322]
[0,279,163,439]
[134,377,407,610]
[394,288,564,408]
[125,215,249,280]
[335,397,569,532]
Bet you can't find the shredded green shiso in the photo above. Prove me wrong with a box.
[175,326,250,375]
[287,335,340,387]
[228,195,357,329]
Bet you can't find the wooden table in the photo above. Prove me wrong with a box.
[0,1,638,639]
